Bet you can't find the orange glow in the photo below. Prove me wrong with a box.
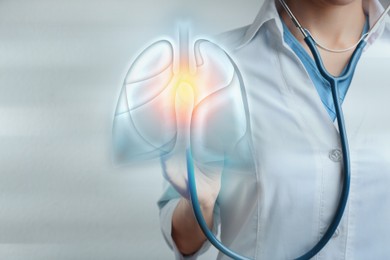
[172,73,197,125]
[174,73,197,104]
[150,59,224,127]
[177,82,194,105]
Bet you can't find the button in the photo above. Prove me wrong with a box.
[329,149,342,162]
[332,228,340,238]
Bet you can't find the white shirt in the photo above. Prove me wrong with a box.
[158,0,390,259]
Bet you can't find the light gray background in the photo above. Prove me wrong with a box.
[2,1,389,259]
[0,0,261,259]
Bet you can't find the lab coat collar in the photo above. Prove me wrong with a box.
[364,0,386,29]
[237,0,281,49]
[238,0,390,50]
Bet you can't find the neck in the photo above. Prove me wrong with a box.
[281,0,366,50]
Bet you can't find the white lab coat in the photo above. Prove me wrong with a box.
[158,0,390,259]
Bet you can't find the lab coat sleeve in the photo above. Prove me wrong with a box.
[157,179,220,260]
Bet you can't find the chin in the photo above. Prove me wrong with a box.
[319,0,360,5]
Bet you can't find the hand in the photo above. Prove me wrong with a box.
[160,82,222,208]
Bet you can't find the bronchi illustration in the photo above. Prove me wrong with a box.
[113,31,248,165]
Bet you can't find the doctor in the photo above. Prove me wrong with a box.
[158,0,390,259]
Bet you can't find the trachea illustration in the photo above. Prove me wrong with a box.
[113,28,250,165]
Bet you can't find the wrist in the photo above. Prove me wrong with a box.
[183,196,216,214]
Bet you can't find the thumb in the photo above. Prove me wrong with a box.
[174,81,195,147]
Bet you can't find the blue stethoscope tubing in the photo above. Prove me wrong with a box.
[185,3,390,260]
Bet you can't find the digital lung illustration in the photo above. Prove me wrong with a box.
[112,31,250,165]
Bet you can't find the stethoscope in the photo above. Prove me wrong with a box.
[185,1,390,259]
